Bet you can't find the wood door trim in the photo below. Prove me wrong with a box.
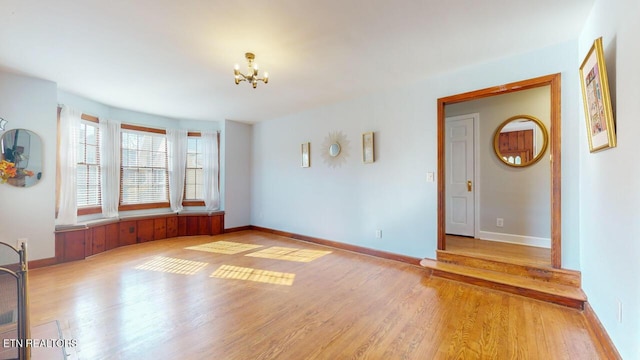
[437,73,562,268]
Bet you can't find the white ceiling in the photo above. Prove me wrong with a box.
[0,0,594,123]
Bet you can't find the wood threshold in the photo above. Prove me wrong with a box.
[420,258,585,309]
[436,251,581,287]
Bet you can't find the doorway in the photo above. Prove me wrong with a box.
[436,74,562,268]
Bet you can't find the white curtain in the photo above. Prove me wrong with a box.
[100,119,121,218]
[202,131,220,211]
[167,128,187,212]
[56,105,81,225]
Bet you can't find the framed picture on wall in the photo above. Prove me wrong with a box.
[362,132,374,163]
[301,142,310,167]
[579,37,616,152]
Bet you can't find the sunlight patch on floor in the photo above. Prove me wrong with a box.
[134,256,208,275]
[185,241,263,255]
[245,247,332,263]
[210,265,295,286]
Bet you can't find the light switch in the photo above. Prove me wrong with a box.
[426,172,435,182]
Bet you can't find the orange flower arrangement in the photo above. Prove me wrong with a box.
[0,159,34,183]
[0,160,17,183]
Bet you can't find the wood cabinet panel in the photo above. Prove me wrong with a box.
[92,226,106,255]
[166,216,178,238]
[137,219,155,243]
[84,228,93,258]
[105,223,119,250]
[211,214,224,235]
[61,230,86,262]
[197,216,210,235]
[186,217,199,236]
[154,218,167,240]
[119,221,137,246]
[178,217,188,236]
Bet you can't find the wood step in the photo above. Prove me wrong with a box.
[420,258,587,309]
[437,250,581,287]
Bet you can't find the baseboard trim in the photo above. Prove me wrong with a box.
[477,231,550,249]
[29,257,58,269]
[250,226,422,266]
[584,302,622,359]
[224,226,252,233]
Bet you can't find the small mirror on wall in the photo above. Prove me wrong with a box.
[329,143,341,157]
[493,115,549,167]
[1,129,43,187]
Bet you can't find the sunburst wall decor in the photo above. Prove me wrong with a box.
[321,131,349,168]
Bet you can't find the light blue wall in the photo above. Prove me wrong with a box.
[223,120,252,229]
[58,90,221,132]
[251,40,581,267]
[578,0,640,357]
[0,72,57,260]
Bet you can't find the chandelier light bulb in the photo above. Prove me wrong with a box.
[233,52,269,89]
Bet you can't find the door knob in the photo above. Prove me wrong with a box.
[467,180,472,192]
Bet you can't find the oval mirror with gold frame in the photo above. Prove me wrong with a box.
[1,128,43,187]
[493,115,548,167]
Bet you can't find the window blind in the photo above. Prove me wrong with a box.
[77,119,101,208]
[184,136,204,200]
[120,127,169,206]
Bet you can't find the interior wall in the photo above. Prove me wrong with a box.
[0,71,57,261]
[446,87,551,246]
[59,90,221,132]
[223,120,252,229]
[578,0,639,357]
[251,40,580,267]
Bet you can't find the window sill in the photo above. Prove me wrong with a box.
[69,207,224,230]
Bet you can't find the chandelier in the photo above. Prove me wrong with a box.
[234,52,269,88]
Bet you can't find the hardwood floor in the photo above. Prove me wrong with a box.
[445,235,552,267]
[27,231,606,359]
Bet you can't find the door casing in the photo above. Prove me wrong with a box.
[436,73,562,268]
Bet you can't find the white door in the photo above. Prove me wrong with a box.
[445,115,475,237]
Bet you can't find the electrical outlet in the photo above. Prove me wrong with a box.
[17,238,27,248]
[375,230,382,239]
[496,218,504,227]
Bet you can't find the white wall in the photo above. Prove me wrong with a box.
[578,0,640,357]
[223,120,252,229]
[0,71,57,260]
[251,40,581,267]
